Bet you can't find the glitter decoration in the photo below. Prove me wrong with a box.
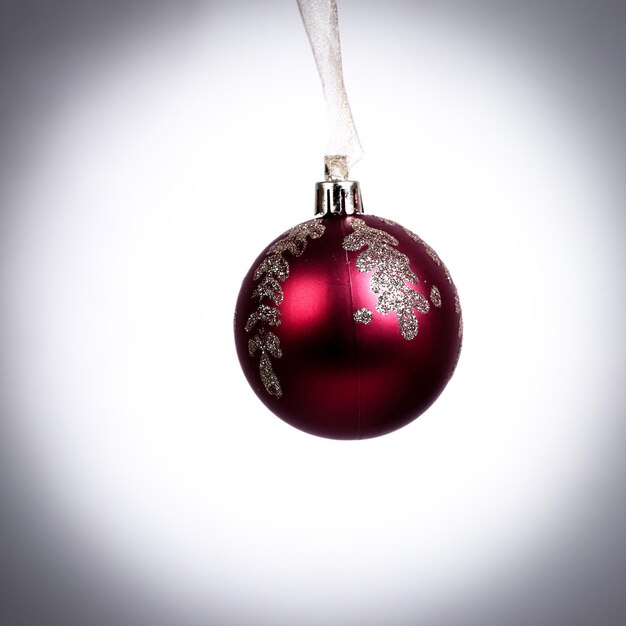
[253,256,289,304]
[253,220,326,304]
[421,241,442,266]
[248,329,283,397]
[245,304,281,332]
[378,217,400,227]
[247,219,326,397]
[454,292,461,314]
[354,307,373,324]
[430,285,442,308]
[459,316,464,339]
[343,218,430,340]
[402,226,422,243]
[401,225,443,267]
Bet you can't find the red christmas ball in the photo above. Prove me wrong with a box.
[234,212,462,439]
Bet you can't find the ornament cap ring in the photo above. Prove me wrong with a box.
[314,180,363,216]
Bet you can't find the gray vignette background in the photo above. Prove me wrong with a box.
[1,1,625,625]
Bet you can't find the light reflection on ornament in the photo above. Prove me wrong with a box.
[282,273,331,331]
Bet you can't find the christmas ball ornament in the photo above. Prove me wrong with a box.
[234,177,462,439]
[234,0,462,438]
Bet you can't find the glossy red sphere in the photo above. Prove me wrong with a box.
[234,214,462,439]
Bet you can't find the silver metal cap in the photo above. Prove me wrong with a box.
[314,180,364,216]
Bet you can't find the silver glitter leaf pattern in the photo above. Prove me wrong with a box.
[246,219,326,397]
[403,225,454,283]
[430,285,442,308]
[402,226,441,265]
[253,273,284,305]
[354,307,373,324]
[248,329,283,397]
[245,304,281,332]
[343,219,430,340]
[378,217,401,227]
[259,353,281,397]
[248,329,283,360]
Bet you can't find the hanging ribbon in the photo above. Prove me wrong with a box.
[297,0,363,180]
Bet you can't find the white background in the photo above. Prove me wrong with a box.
[0,1,625,624]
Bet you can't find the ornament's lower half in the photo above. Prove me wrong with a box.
[234,215,462,440]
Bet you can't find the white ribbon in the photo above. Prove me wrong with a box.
[297,0,363,179]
